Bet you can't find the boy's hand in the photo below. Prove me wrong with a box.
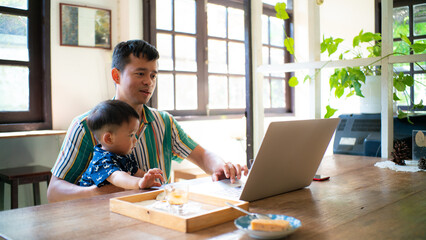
[138,168,164,189]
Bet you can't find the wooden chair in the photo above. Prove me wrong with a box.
[0,165,52,209]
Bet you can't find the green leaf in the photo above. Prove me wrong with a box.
[393,73,407,91]
[360,32,374,42]
[320,41,327,53]
[413,100,424,110]
[304,75,312,82]
[335,86,345,98]
[346,90,355,98]
[327,44,338,56]
[373,33,381,41]
[324,105,338,119]
[353,36,360,48]
[284,37,295,54]
[403,75,414,87]
[393,93,400,101]
[352,68,366,83]
[394,81,406,91]
[288,76,299,87]
[353,81,364,97]
[397,110,407,119]
[411,43,426,53]
[334,38,344,45]
[329,74,338,89]
[372,44,381,57]
[400,34,411,45]
[275,2,289,20]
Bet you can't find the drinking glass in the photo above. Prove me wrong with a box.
[165,184,189,214]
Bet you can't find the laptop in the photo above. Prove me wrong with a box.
[190,118,340,202]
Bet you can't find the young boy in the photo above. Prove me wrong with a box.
[79,100,164,189]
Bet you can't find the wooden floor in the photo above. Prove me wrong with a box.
[0,154,425,239]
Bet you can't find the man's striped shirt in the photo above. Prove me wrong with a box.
[52,105,198,184]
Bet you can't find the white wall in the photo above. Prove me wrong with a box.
[51,0,143,130]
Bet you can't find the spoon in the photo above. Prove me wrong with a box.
[226,202,271,220]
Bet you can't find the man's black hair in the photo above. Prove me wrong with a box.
[87,100,140,138]
[111,39,160,71]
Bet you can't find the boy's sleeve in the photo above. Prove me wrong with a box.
[89,157,122,187]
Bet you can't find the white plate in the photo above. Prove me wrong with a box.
[234,214,301,239]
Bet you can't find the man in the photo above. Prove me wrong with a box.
[47,40,248,202]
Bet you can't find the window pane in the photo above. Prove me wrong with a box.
[208,4,226,38]
[263,79,271,108]
[262,46,269,76]
[176,74,197,110]
[271,79,285,108]
[262,15,269,44]
[393,6,409,38]
[175,35,197,71]
[228,42,245,74]
[414,74,426,105]
[175,0,196,34]
[270,47,285,77]
[228,8,244,41]
[413,4,426,36]
[156,0,172,30]
[208,75,228,109]
[0,65,29,111]
[157,33,173,71]
[414,39,426,71]
[0,0,27,10]
[394,83,410,106]
[208,39,227,73]
[157,74,174,110]
[229,77,245,108]
[0,13,28,61]
[270,17,284,47]
[393,41,410,72]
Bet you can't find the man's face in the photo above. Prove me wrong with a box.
[115,54,158,106]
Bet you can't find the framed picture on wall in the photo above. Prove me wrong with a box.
[60,3,111,49]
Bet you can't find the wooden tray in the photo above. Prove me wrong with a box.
[110,190,249,232]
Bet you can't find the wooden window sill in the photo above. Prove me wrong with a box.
[0,130,67,139]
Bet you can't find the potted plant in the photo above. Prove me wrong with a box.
[274,2,426,122]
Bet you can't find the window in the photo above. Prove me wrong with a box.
[377,0,426,112]
[144,0,293,117]
[0,0,51,132]
[262,1,293,114]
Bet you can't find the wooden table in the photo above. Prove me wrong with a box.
[0,155,425,240]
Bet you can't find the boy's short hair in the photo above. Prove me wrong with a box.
[112,39,159,71]
[87,100,140,140]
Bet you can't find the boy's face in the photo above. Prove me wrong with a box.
[109,117,139,156]
[114,54,158,107]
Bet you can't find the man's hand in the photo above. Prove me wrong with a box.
[187,145,249,184]
[138,168,164,189]
[211,162,248,183]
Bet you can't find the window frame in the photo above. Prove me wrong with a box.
[143,0,294,118]
[376,0,426,112]
[0,0,52,132]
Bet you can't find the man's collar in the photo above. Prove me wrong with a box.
[141,105,155,123]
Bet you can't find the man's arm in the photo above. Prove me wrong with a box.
[47,176,124,203]
[186,145,248,183]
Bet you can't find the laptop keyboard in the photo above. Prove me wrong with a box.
[190,178,246,200]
